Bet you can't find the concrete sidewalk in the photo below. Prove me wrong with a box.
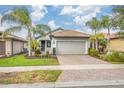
[1,64,124,72]
[1,80,124,88]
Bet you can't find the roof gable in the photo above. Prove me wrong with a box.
[52,30,90,38]
[0,31,27,42]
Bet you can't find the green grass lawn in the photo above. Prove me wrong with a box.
[0,55,59,67]
[0,70,62,84]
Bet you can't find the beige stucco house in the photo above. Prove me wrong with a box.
[0,31,27,57]
[37,29,90,54]
[102,33,124,51]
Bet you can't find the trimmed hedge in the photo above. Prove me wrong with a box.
[88,48,99,57]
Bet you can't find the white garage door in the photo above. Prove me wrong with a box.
[56,41,86,54]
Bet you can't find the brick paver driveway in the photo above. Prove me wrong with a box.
[57,55,121,82]
[57,69,124,82]
[57,55,109,65]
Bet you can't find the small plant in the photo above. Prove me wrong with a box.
[31,39,40,52]
[98,39,108,53]
[104,51,124,62]
[89,48,99,57]
[46,51,51,58]
[35,49,41,57]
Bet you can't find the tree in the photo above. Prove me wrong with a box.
[101,16,114,51]
[112,6,124,40]
[112,6,124,31]
[32,24,51,39]
[90,33,105,46]
[1,7,32,56]
[31,24,51,55]
[86,17,101,50]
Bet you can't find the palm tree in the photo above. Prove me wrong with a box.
[1,7,32,56]
[112,6,124,36]
[101,16,114,51]
[86,17,101,50]
[90,33,105,49]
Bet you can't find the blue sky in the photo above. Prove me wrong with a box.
[0,5,113,38]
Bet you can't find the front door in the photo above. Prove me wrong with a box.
[41,41,45,52]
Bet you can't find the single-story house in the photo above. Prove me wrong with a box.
[37,29,90,54]
[102,33,124,51]
[0,31,27,57]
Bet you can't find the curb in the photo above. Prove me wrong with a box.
[1,80,124,88]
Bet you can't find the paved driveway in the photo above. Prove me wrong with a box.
[57,69,124,82]
[57,55,109,65]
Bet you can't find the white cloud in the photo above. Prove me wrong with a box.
[73,12,97,26]
[60,6,103,26]
[30,5,48,22]
[73,16,84,25]
[60,6,118,34]
[48,20,59,30]
[60,6,75,15]
[65,22,74,25]
[60,6,101,16]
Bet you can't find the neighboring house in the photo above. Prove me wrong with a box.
[37,29,90,54]
[102,33,124,51]
[0,31,27,57]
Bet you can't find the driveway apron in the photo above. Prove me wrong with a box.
[56,55,124,82]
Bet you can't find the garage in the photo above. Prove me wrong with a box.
[0,41,5,55]
[56,41,86,54]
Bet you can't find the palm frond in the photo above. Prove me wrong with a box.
[36,24,51,32]
[86,17,101,33]
[4,26,22,34]
[1,7,32,27]
[1,14,20,24]
[32,24,51,38]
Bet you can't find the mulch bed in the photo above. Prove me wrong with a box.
[25,54,57,59]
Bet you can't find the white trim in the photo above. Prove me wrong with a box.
[85,40,88,54]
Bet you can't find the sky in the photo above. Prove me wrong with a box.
[0,5,114,38]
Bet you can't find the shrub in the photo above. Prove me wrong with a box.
[104,51,124,62]
[35,49,41,57]
[88,48,99,57]
[46,51,51,58]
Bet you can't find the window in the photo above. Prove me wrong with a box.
[47,40,51,48]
